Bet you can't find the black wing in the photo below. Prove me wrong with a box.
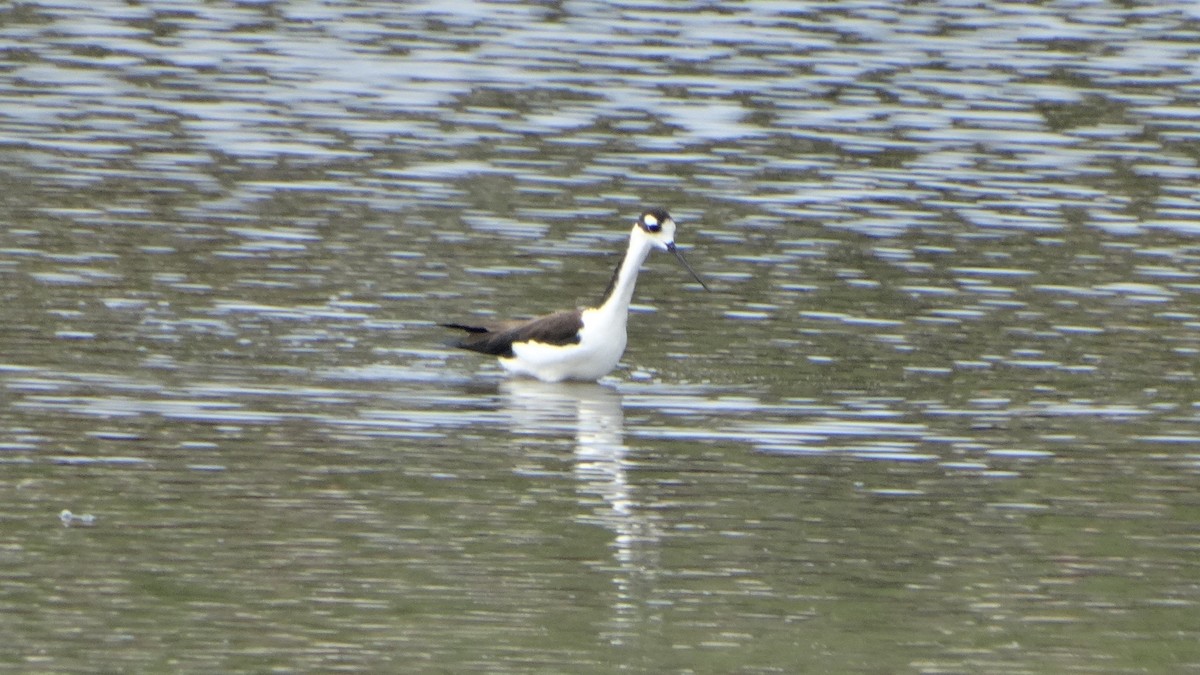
[441,309,583,358]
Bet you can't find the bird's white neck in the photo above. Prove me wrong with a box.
[595,226,655,321]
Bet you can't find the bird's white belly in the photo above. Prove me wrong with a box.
[501,309,627,382]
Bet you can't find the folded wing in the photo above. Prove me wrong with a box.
[441,309,583,358]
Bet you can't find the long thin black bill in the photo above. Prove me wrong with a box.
[667,243,710,291]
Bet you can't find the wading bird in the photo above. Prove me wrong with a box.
[441,208,708,382]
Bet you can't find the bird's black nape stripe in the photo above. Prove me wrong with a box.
[597,255,625,307]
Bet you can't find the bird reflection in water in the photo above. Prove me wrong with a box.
[501,380,661,647]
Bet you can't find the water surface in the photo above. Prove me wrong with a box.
[2,1,1199,672]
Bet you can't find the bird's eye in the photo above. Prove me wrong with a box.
[643,214,661,232]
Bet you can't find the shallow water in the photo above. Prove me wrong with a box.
[2,1,1199,672]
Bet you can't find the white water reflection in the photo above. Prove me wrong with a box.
[8,0,1200,238]
[502,380,659,647]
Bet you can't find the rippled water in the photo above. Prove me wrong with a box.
[2,1,1199,672]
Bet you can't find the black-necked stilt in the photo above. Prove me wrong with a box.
[441,208,708,382]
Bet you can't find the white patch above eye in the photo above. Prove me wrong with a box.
[643,214,658,227]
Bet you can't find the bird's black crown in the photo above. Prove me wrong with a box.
[638,207,672,233]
